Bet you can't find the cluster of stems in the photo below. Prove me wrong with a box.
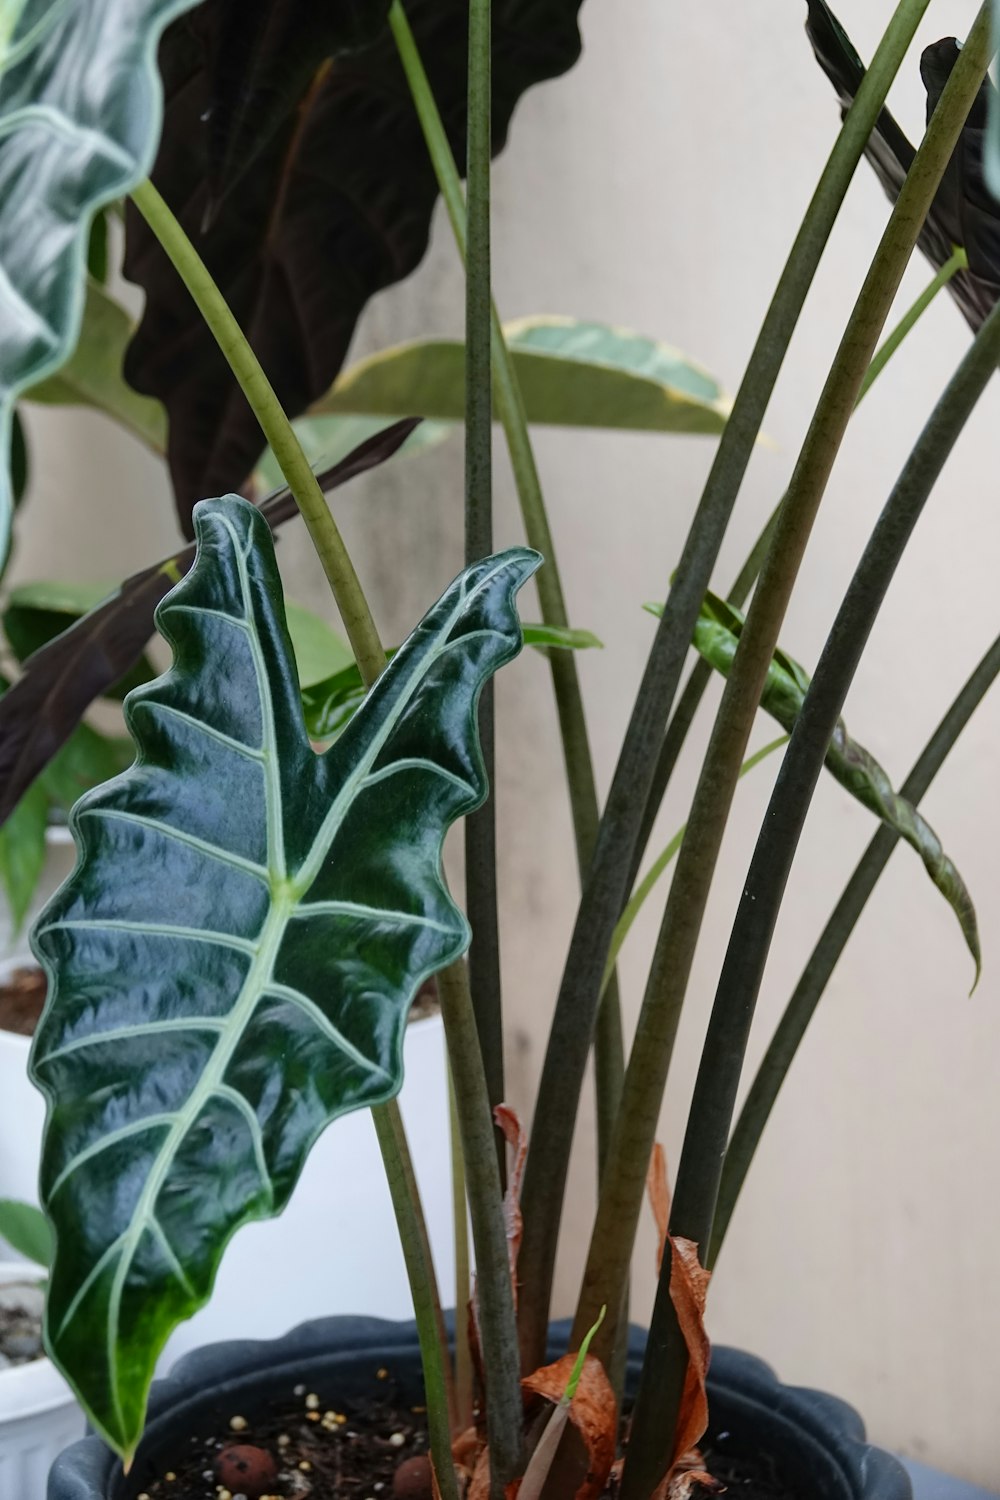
[131,2,999,1497]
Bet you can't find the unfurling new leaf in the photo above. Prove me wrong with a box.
[29,496,538,1458]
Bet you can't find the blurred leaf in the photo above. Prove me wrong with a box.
[123,0,586,528]
[988,0,1000,199]
[255,413,450,491]
[11,412,28,511]
[806,1,1000,330]
[25,281,167,454]
[0,0,200,561]
[41,724,133,817]
[0,419,420,828]
[0,777,48,934]
[87,212,109,285]
[313,319,732,436]
[4,580,157,701]
[284,603,353,688]
[0,1199,53,1269]
[650,591,981,977]
[522,624,604,652]
[31,496,538,1456]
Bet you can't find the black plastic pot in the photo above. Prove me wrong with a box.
[48,1316,912,1500]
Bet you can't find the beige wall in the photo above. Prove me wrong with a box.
[15,0,1000,1484]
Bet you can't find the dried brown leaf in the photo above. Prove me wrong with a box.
[646,1143,670,1272]
[521,1353,617,1500]
[494,1103,528,1303]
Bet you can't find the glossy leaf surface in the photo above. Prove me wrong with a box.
[0,420,421,828]
[302,623,600,743]
[30,495,538,1456]
[123,0,586,526]
[653,591,980,975]
[807,1,1000,329]
[25,281,167,454]
[313,318,732,436]
[0,0,199,558]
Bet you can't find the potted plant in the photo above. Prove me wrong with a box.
[0,1,998,1499]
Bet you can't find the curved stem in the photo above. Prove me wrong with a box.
[518,0,935,1372]
[710,623,1000,1267]
[129,178,386,687]
[620,29,996,1494]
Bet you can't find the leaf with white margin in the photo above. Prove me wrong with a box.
[0,0,199,559]
[29,494,539,1458]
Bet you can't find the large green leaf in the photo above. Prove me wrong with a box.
[255,413,451,492]
[29,495,538,1456]
[0,0,200,560]
[648,591,980,975]
[122,0,586,527]
[25,281,167,454]
[311,318,732,436]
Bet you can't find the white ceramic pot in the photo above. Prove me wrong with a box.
[0,1262,85,1500]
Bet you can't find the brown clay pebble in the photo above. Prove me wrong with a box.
[213,1443,279,1499]
[392,1454,434,1500]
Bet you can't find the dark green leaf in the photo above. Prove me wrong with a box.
[650,591,980,972]
[0,1199,54,1269]
[30,495,539,1457]
[806,1,1000,330]
[123,0,585,527]
[313,319,732,436]
[11,411,28,511]
[87,212,110,285]
[0,0,201,558]
[0,420,421,829]
[0,777,48,934]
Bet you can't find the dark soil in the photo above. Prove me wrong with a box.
[126,1383,803,1500]
[0,964,46,1035]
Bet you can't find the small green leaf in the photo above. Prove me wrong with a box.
[0,1199,54,1269]
[255,414,450,492]
[24,281,167,454]
[0,0,200,558]
[522,624,604,652]
[652,591,982,976]
[311,318,732,436]
[284,603,354,689]
[564,1305,606,1404]
[30,495,539,1457]
[0,777,48,935]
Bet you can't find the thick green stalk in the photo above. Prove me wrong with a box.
[615,22,994,1498]
[574,5,991,1379]
[449,1063,474,1431]
[130,172,493,1491]
[438,961,524,1491]
[516,0,934,1372]
[631,247,968,893]
[710,625,1000,1267]
[374,1101,460,1500]
[388,0,626,1168]
[462,0,505,1163]
[129,178,385,685]
[627,280,1000,1500]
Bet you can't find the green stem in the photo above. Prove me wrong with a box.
[630,246,968,895]
[461,0,505,1171]
[129,178,386,688]
[449,1062,474,1431]
[521,0,935,1374]
[374,1100,460,1500]
[616,18,993,1498]
[710,621,1000,1266]
[130,171,464,1489]
[438,960,524,1491]
[388,0,626,1178]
